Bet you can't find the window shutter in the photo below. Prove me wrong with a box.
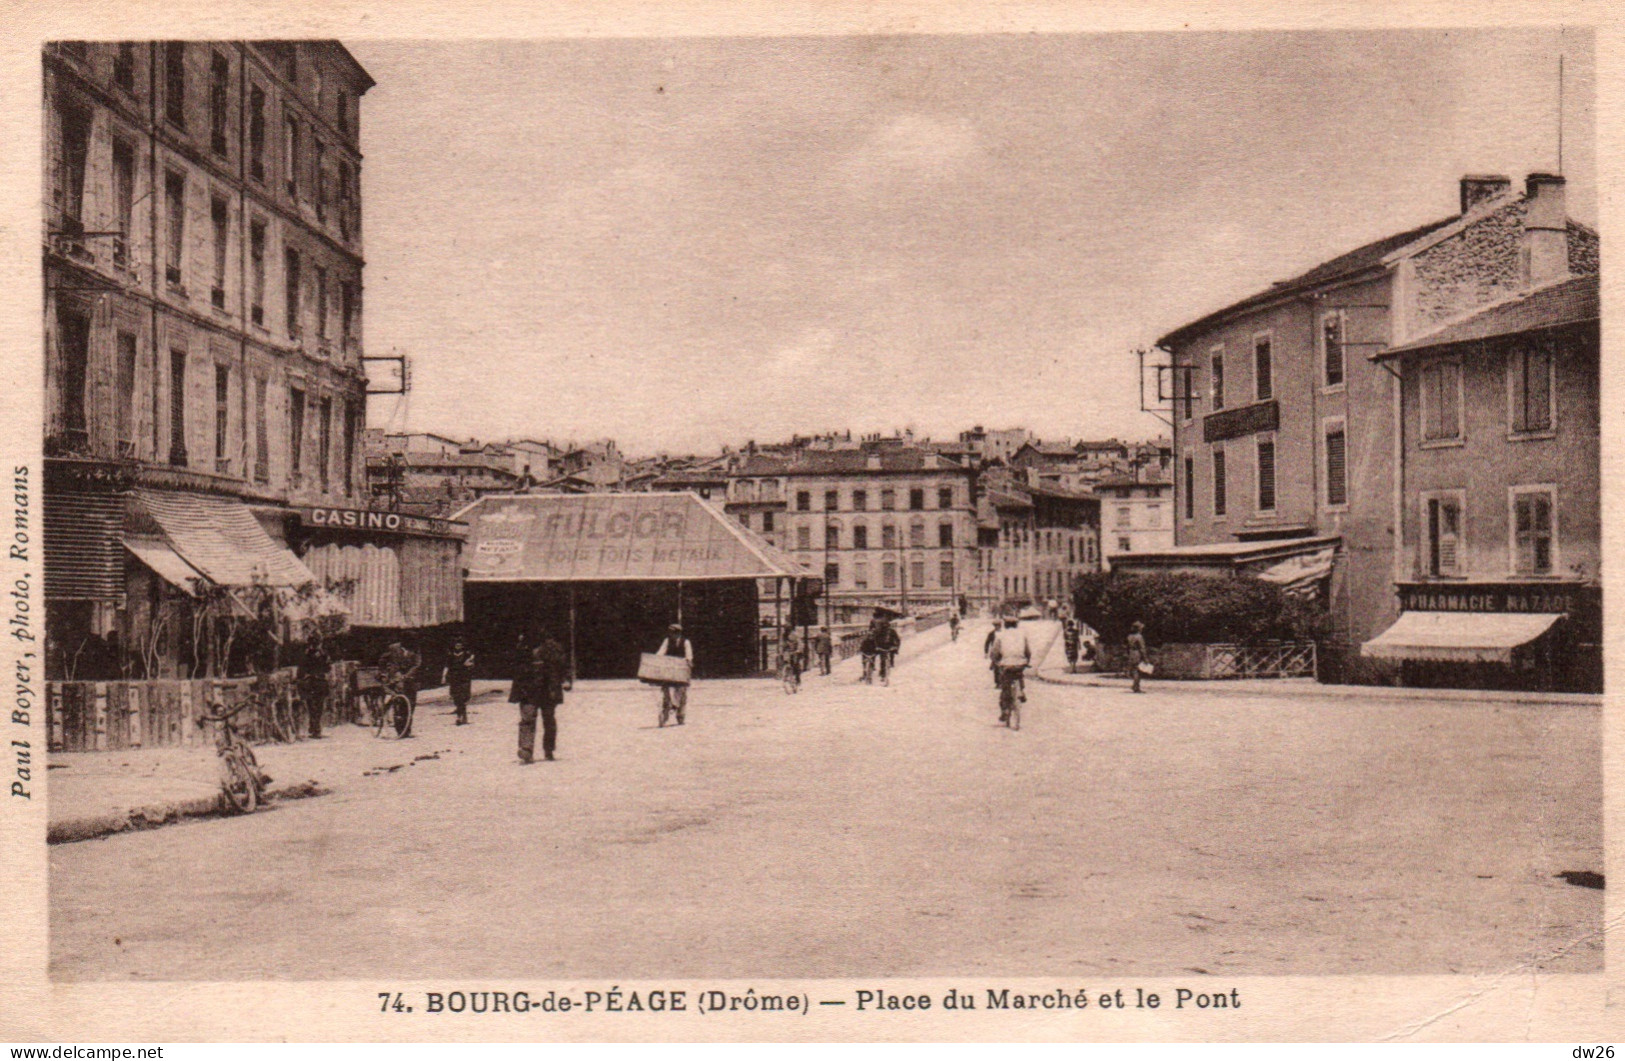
[1257,439,1276,511]
[1325,427,1347,506]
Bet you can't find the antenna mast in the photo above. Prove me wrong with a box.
[1557,54,1565,175]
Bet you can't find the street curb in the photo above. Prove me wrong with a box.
[1028,667,1602,707]
[47,779,327,845]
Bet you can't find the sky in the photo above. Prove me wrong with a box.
[348,28,1595,456]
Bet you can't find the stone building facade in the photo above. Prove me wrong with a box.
[1365,273,1600,691]
[41,41,443,679]
[1158,173,1597,683]
[725,449,981,625]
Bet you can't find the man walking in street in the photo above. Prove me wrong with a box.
[813,626,833,676]
[653,623,693,723]
[512,630,567,763]
[297,633,331,739]
[445,636,475,725]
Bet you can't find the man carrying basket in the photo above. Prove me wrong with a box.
[643,623,694,726]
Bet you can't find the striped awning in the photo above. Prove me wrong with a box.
[123,536,203,596]
[1361,611,1563,664]
[133,490,315,588]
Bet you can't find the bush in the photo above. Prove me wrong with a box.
[1072,571,1328,647]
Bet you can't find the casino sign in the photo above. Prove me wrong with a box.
[295,505,465,539]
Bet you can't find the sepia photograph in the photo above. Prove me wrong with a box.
[7,6,1612,1042]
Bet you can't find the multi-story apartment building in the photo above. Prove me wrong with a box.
[1157,173,1597,682]
[1095,477,1174,565]
[956,426,1032,465]
[725,449,980,625]
[1364,273,1599,691]
[972,480,1101,611]
[43,41,462,680]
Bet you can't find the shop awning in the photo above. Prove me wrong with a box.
[132,489,315,588]
[458,491,811,582]
[1361,611,1563,663]
[123,536,203,596]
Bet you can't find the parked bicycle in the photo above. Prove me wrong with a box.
[198,697,271,813]
[371,675,414,739]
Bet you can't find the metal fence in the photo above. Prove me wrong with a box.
[1205,642,1317,680]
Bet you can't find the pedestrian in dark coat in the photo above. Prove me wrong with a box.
[445,637,475,725]
[298,634,332,738]
[511,633,567,763]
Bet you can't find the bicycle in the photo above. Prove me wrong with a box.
[372,676,414,739]
[997,665,1024,730]
[198,698,269,813]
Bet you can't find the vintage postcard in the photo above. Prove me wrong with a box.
[0,0,1617,1045]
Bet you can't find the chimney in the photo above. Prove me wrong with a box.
[1459,174,1512,214]
[1523,172,1570,286]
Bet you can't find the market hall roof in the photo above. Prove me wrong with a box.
[457,492,812,583]
[1372,273,1599,359]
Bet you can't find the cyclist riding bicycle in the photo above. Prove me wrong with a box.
[777,629,806,691]
[875,619,901,683]
[859,624,881,684]
[988,617,1031,718]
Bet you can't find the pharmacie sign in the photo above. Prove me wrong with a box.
[297,505,457,538]
[1397,582,1582,615]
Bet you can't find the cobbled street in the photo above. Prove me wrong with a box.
[49,624,1601,980]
